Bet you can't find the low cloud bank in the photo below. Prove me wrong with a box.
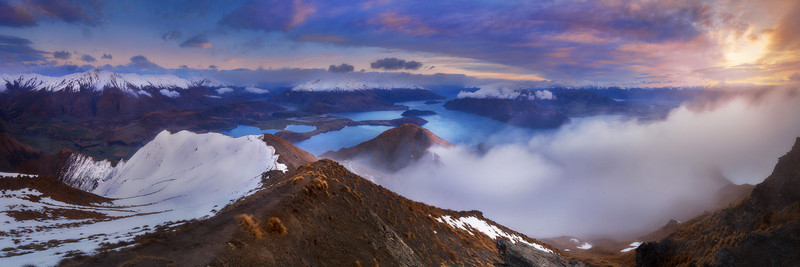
[380,87,800,238]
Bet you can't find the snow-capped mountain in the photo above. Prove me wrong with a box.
[62,130,285,200]
[0,130,286,266]
[0,69,227,94]
[292,78,426,91]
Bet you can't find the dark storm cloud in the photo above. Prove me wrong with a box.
[0,35,48,63]
[101,53,111,59]
[0,1,37,27]
[80,54,96,62]
[53,50,71,59]
[180,34,212,48]
[327,63,354,73]
[370,57,422,71]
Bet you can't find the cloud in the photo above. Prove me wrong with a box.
[159,89,180,98]
[7,0,106,27]
[53,50,71,59]
[790,73,800,82]
[162,31,182,42]
[373,11,435,36]
[216,87,233,94]
[0,35,48,63]
[119,55,165,73]
[0,1,37,27]
[327,63,354,73]
[244,86,269,94]
[456,83,556,100]
[180,34,212,48]
[101,53,111,60]
[208,64,217,69]
[370,57,423,70]
[220,0,315,32]
[80,54,96,62]
[376,87,800,238]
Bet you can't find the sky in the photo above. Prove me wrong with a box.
[1,0,799,87]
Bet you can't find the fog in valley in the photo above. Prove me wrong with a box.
[362,87,800,239]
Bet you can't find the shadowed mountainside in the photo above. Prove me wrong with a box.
[636,137,800,266]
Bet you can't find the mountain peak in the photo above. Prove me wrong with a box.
[322,124,452,171]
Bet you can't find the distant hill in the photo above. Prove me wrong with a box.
[322,123,452,172]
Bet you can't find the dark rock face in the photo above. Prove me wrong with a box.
[444,98,570,129]
[270,89,444,113]
[635,137,800,266]
[401,109,437,117]
[322,123,452,172]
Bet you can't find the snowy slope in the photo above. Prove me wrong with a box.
[0,69,226,94]
[1,130,286,266]
[292,78,425,91]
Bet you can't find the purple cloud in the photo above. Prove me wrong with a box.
[180,34,212,48]
[1,0,105,27]
[328,63,354,73]
[81,54,96,62]
[0,35,48,63]
[0,1,37,27]
[370,57,422,71]
[218,0,710,81]
[53,50,71,59]
[220,0,315,32]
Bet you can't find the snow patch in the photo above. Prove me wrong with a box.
[0,172,35,178]
[620,241,642,253]
[577,242,593,250]
[434,215,553,254]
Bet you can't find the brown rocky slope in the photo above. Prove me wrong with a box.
[60,149,575,266]
[322,123,452,172]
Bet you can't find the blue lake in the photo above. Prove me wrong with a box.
[222,124,316,137]
[223,99,626,156]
